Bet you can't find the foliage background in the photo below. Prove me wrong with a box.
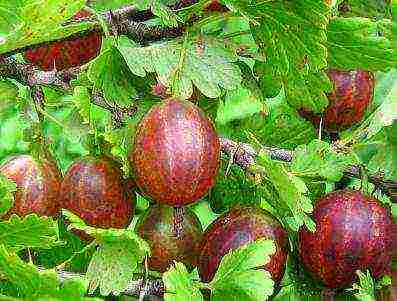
[0,0,396,300]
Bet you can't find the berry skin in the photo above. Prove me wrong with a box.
[130,98,220,207]
[299,69,374,133]
[24,10,102,71]
[0,155,62,218]
[60,156,134,230]
[299,189,394,289]
[198,206,288,284]
[136,205,202,273]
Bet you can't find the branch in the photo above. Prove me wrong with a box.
[0,57,75,90]
[1,2,198,58]
[90,91,138,128]
[219,137,397,202]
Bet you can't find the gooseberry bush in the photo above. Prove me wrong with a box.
[0,0,396,300]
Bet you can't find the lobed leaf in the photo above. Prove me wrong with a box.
[291,139,358,182]
[117,35,241,99]
[63,210,151,295]
[216,62,265,125]
[239,0,330,111]
[209,238,275,301]
[0,244,92,300]
[0,214,58,252]
[0,0,93,55]
[327,17,397,71]
[163,262,204,301]
[88,42,138,107]
[256,152,315,232]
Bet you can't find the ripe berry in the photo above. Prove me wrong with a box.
[130,98,220,207]
[60,156,134,231]
[136,204,202,272]
[24,10,102,71]
[299,69,374,133]
[0,154,61,218]
[299,189,394,289]
[198,206,288,284]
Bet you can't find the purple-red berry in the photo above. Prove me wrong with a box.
[299,189,394,289]
[299,69,374,133]
[130,98,220,207]
[0,154,62,218]
[136,205,202,272]
[198,206,288,284]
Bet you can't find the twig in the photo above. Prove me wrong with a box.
[90,91,138,127]
[0,2,196,58]
[219,137,397,202]
[0,57,74,91]
[0,58,137,126]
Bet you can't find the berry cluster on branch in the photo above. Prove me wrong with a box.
[0,55,395,200]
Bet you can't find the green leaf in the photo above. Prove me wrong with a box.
[367,139,397,182]
[63,210,150,295]
[88,42,138,106]
[243,0,330,111]
[0,244,90,300]
[117,35,241,99]
[190,200,219,230]
[86,240,145,296]
[206,163,262,214]
[0,80,18,106]
[209,238,275,301]
[90,0,134,11]
[364,70,397,140]
[0,0,93,55]
[72,86,91,126]
[225,94,317,150]
[216,63,265,125]
[62,210,149,247]
[348,270,376,301]
[256,152,315,231]
[338,0,391,18]
[0,214,58,252]
[327,17,397,71]
[0,174,16,217]
[163,262,204,301]
[291,139,357,182]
